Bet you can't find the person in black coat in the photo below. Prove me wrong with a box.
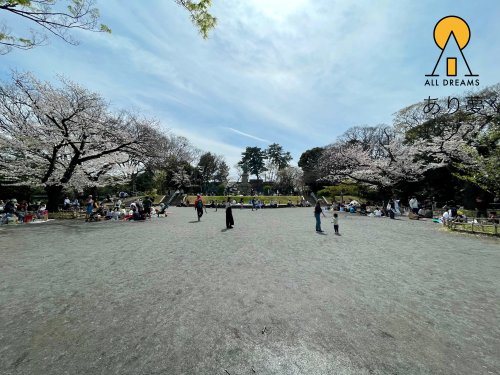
[225,197,234,229]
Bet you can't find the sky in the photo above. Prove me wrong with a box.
[1,0,499,177]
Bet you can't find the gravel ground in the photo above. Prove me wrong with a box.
[0,207,499,375]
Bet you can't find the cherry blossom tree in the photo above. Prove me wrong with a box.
[171,165,192,189]
[394,84,500,194]
[0,72,163,210]
[319,126,442,189]
[145,134,201,191]
[320,84,500,196]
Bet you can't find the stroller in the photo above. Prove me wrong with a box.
[87,207,104,222]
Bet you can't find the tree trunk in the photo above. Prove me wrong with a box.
[45,185,64,212]
[90,186,98,201]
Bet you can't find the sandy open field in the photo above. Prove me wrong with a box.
[1,207,499,374]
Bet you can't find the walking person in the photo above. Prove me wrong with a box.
[194,194,204,221]
[314,201,326,232]
[332,213,340,235]
[225,197,234,229]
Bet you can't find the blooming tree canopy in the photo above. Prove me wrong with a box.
[395,85,500,194]
[0,72,164,209]
[319,125,442,188]
[318,84,500,198]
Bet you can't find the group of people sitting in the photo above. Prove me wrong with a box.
[439,202,495,224]
[332,199,411,219]
[62,197,81,210]
[0,199,48,224]
[335,201,369,215]
[85,195,167,222]
[297,199,311,207]
[438,201,497,225]
[441,204,468,224]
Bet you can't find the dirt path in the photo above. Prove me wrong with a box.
[1,208,499,374]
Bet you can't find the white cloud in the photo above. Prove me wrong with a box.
[248,0,309,23]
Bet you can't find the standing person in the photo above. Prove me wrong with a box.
[314,201,326,232]
[393,199,401,216]
[225,197,234,229]
[332,213,340,235]
[387,200,395,219]
[143,196,152,217]
[194,194,204,221]
[409,196,419,214]
[63,196,71,210]
[85,195,93,221]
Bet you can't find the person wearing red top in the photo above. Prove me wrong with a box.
[194,194,204,221]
